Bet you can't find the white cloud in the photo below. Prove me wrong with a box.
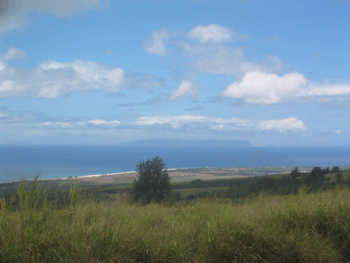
[210,124,224,130]
[1,47,28,60]
[335,130,341,135]
[259,117,307,132]
[1,112,308,144]
[40,60,125,86]
[37,122,73,128]
[189,46,285,78]
[133,115,210,129]
[144,25,283,78]
[88,119,121,126]
[0,59,162,98]
[189,24,229,42]
[132,115,306,132]
[169,80,198,101]
[0,0,101,34]
[55,122,73,128]
[0,80,16,93]
[297,84,350,97]
[36,59,125,98]
[0,61,6,71]
[0,111,9,118]
[222,70,308,104]
[36,119,121,128]
[143,28,169,56]
[188,24,249,43]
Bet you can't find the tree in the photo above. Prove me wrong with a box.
[132,156,172,203]
[290,167,301,181]
[305,167,325,185]
[331,166,341,182]
[331,166,340,174]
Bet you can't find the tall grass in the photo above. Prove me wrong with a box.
[1,174,350,262]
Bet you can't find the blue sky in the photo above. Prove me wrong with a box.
[0,0,349,146]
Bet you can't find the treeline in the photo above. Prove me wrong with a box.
[183,166,346,202]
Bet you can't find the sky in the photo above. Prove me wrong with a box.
[0,0,349,146]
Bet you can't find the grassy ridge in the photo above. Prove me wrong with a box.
[0,173,350,262]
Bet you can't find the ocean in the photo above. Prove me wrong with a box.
[0,145,349,184]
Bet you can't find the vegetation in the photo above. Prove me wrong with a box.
[132,155,172,204]
[0,164,350,262]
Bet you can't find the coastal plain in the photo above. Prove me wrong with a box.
[55,167,294,185]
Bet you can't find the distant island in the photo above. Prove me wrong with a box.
[117,139,251,147]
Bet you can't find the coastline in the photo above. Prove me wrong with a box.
[36,167,265,185]
[1,166,325,185]
[40,168,181,181]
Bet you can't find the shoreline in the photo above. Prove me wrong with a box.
[1,166,320,184]
[40,168,182,181]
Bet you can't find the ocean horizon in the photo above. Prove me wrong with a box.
[1,145,349,184]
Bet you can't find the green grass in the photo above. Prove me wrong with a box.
[1,173,350,262]
[173,187,231,198]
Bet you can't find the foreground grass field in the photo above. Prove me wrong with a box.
[1,173,350,262]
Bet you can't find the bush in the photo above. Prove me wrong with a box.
[131,156,172,204]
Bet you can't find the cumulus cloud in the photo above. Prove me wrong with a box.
[132,115,307,132]
[143,24,350,105]
[221,70,350,105]
[169,80,198,101]
[0,58,162,98]
[222,70,308,104]
[0,0,101,34]
[259,117,307,132]
[1,47,28,60]
[143,28,169,56]
[188,24,249,43]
